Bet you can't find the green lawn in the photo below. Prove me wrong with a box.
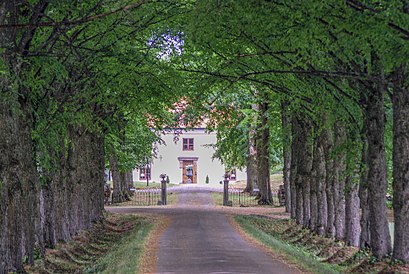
[106,181,180,189]
[231,173,284,190]
[133,181,180,189]
[211,192,224,206]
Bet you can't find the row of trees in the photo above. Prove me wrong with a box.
[0,0,407,272]
[0,1,188,272]
[178,0,408,263]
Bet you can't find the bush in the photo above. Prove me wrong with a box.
[205,175,209,184]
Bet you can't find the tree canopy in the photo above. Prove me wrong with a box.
[0,0,408,272]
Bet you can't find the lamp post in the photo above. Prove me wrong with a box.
[223,173,230,206]
[160,173,167,205]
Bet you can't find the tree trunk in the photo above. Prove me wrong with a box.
[68,127,105,230]
[245,104,258,193]
[292,115,312,225]
[290,116,298,219]
[333,121,346,241]
[119,171,131,200]
[292,116,304,224]
[324,128,336,237]
[310,137,318,231]
[58,137,75,240]
[40,179,57,249]
[0,3,39,271]
[297,117,312,227]
[315,129,327,235]
[38,135,71,247]
[85,130,105,221]
[391,65,409,262]
[281,100,291,213]
[37,125,105,253]
[364,78,392,258]
[0,98,39,272]
[245,151,256,193]
[345,176,361,247]
[359,137,371,249]
[295,169,304,225]
[110,152,127,203]
[345,130,361,247]
[302,178,311,228]
[256,101,272,204]
[127,171,134,189]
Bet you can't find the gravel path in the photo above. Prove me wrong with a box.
[107,186,300,274]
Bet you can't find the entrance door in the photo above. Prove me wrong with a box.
[182,160,197,184]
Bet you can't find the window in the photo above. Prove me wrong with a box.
[182,138,194,151]
[139,165,151,180]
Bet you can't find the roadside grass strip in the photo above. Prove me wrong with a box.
[84,216,153,274]
[29,214,154,274]
[234,215,343,274]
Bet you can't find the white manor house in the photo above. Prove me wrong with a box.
[134,128,246,185]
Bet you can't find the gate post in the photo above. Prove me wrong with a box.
[160,174,167,205]
[223,173,230,206]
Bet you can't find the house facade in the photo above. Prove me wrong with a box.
[134,128,246,185]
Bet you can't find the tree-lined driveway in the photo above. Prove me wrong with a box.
[107,186,300,274]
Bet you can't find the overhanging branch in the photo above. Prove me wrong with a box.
[0,1,147,29]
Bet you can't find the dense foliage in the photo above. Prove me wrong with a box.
[0,0,408,272]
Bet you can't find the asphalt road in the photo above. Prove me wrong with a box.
[108,186,300,274]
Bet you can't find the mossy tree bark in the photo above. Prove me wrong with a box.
[364,76,392,258]
[291,114,312,225]
[333,121,346,241]
[391,65,409,262]
[296,117,313,227]
[314,129,328,235]
[358,136,371,249]
[0,1,47,271]
[345,175,361,247]
[0,92,40,272]
[324,128,336,237]
[310,155,318,231]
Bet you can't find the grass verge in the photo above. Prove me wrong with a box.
[234,215,343,274]
[211,192,223,206]
[84,216,153,273]
[166,191,178,205]
[234,215,409,273]
[28,214,154,274]
[133,181,180,189]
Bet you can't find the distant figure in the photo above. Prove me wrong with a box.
[104,183,111,205]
